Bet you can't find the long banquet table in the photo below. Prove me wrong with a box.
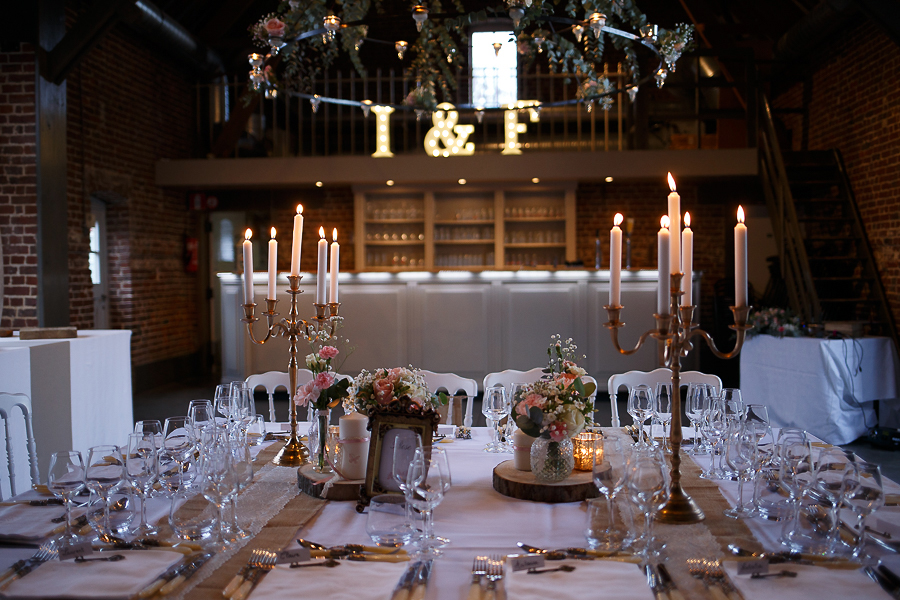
[1,425,899,599]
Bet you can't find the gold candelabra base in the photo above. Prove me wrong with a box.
[604,272,751,525]
[242,275,342,468]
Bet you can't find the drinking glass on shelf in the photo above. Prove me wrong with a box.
[47,451,85,544]
[405,446,451,556]
[723,425,758,519]
[653,383,673,453]
[624,446,669,559]
[163,417,194,491]
[198,442,238,552]
[482,386,509,453]
[685,384,710,455]
[126,432,158,536]
[85,445,125,536]
[626,385,654,446]
[589,434,628,550]
[843,462,885,562]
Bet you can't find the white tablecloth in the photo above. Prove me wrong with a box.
[739,335,900,444]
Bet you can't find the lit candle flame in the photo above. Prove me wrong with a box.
[270,227,276,238]
[614,213,624,227]
[737,205,745,224]
[332,228,338,242]
[245,229,252,241]
[297,204,303,215]
[661,215,670,229]
[319,226,325,238]
[667,172,676,192]
[684,212,691,228]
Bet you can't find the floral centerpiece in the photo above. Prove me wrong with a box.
[747,307,807,338]
[513,335,596,482]
[349,367,446,417]
[295,345,351,473]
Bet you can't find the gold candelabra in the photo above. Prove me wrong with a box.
[604,272,751,524]
[242,274,341,467]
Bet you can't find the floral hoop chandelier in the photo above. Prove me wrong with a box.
[249,1,694,114]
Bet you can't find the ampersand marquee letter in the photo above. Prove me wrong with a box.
[423,103,474,157]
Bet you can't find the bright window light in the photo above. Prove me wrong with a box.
[471,31,517,108]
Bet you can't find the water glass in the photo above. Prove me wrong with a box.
[685,384,710,455]
[589,434,628,550]
[653,383,672,453]
[843,462,885,562]
[390,430,422,494]
[627,385,654,446]
[126,432,158,536]
[405,446,451,556]
[624,446,669,558]
[366,495,417,548]
[47,451,85,543]
[85,445,125,536]
[723,425,758,519]
[482,386,509,453]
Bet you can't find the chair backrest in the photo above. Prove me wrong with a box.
[0,393,39,500]
[483,367,545,391]
[246,370,316,423]
[420,370,478,427]
[606,368,723,427]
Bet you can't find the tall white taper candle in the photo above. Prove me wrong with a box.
[267,227,277,300]
[329,228,340,303]
[682,213,694,306]
[735,206,748,306]
[316,227,327,304]
[667,173,681,275]
[658,216,670,315]
[242,229,253,304]
[290,205,304,277]
[609,213,623,307]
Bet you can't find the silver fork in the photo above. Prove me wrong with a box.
[233,551,276,600]
[0,543,56,589]
[483,555,504,600]
[468,556,487,600]
[223,549,263,598]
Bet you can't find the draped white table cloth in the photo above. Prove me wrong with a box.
[739,335,899,444]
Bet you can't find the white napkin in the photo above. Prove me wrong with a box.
[1,550,183,599]
[0,504,84,540]
[721,561,885,600]
[504,559,654,600]
[249,560,409,600]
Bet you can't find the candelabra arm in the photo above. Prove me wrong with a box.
[685,305,752,360]
[607,326,657,356]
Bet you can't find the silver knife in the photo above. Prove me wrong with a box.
[410,559,433,600]
[865,566,899,598]
[391,560,422,600]
[644,564,665,600]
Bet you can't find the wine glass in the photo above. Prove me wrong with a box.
[699,399,727,479]
[126,432,158,536]
[391,430,422,493]
[723,424,757,519]
[198,443,238,552]
[47,451,85,544]
[813,449,854,556]
[779,439,814,550]
[627,385,654,446]
[134,420,162,436]
[843,462,885,562]
[685,384,710,455]
[85,445,125,536]
[224,437,253,540]
[624,446,669,559]
[482,386,508,453]
[405,446,451,556]
[231,384,254,432]
[744,405,774,514]
[589,434,628,550]
[653,383,673,453]
[720,388,744,423]
[189,400,215,435]
[163,417,194,490]
[215,384,232,421]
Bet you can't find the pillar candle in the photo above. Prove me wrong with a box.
[242,229,253,304]
[735,206,748,306]
[316,227,327,304]
[267,227,277,300]
[329,228,340,303]
[667,173,681,275]
[290,204,303,277]
[682,212,694,306]
[609,213,623,307]
[339,412,369,480]
[658,216,670,315]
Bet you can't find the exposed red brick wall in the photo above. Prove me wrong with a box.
[0,43,38,329]
[773,23,900,327]
[576,181,725,326]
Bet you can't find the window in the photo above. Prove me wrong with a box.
[471,31,517,108]
[219,218,235,263]
[89,219,101,285]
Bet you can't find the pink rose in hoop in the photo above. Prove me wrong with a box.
[265,18,286,39]
[319,346,339,360]
[373,378,394,405]
[294,381,319,406]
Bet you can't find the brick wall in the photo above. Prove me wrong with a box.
[65,17,199,366]
[774,23,900,327]
[0,43,38,329]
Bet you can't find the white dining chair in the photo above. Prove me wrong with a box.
[606,367,722,427]
[0,392,39,500]
[246,369,316,423]
[420,370,478,427]
[482,367,545,392]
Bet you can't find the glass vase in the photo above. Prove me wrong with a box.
[530,436,574,483]
[311,409,332,474]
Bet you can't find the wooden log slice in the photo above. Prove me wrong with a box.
[492,460,599,503]
[297,464,364,501]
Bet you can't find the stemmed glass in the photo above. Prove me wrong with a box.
[624,446,669,559]
[685,384,710,455]
[198,442,238,552]
[653,383,673,453]
[843,462,885,562]
[126,432,158,536]
[482,387,509,453]
[189,400,215,434]
[405,446,451,556]
[723,424,758,518]
[699,400,727,479]
[813,449,854,556]
[163,417,194,491]
[134,420,162,436]
[224,436,253,540]
[590,434,628,550]
[779,439,815,550]
[391,431,422,493]
[47,451,86,544]
[231,384,254,432]
[627,385,654,446]
[214,384,232,422]
[85,445,125,536]
[745,405,774,515]
[721,388,744,423]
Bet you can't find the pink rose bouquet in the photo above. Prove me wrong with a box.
[264,18,286,39]
[350,366,445,416]
[295,346,350,411]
